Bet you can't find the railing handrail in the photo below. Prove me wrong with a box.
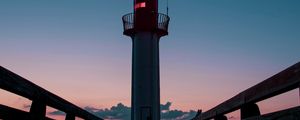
[194,62,300,120]
[122,12,170,36]
[0,66,102,120]
[0,104,54,120]
[122,12,170,24]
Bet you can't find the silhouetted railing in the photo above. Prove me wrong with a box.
[0,104,54,120]
[157,13,170,32]
[192,62,300,120]
[122,13,134,32]
[0,66,103,120]
[122,12,170,36]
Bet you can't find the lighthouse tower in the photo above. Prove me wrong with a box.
[122,0,170,120]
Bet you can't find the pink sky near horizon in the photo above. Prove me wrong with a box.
[0,62,299,120]
[0,37,299,119]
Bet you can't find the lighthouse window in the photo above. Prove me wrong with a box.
[135,2,146,9]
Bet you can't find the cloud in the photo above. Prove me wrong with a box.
[162,110,197,120]
[84,106,101,112]
[48,102,197,120]
[161,102,172,111]
[160,102,196,120]
[86,103,131,120]
[48,110,66,115]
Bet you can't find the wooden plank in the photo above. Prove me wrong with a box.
[65,113,76,120]
[0,66,102,120]
[244,106,300,120]
[30,100,47,120]
[0,104,54,120]
[197,62,300,120]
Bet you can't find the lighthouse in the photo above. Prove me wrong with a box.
[122,0,170,120]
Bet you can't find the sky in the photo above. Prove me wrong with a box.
[0,0,300,120]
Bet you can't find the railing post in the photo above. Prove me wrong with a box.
[30,100,46,120]
[241,103,260,119]
[65,113,76,120]
[191,109,202,120]
[214,115,227,120]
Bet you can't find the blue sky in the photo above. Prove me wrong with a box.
[0,0,300,119]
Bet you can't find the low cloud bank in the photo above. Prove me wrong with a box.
[49,110,65,115]
[49,102,197,120]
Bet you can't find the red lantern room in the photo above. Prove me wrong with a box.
[122,0,169,37]
[134,0,158,31]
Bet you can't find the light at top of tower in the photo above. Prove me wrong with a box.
[134,2,146,10]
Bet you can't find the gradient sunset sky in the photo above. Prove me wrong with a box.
[0,0,300,119]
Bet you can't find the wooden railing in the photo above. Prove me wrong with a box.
[2,62,299,120]
[0,66,103,120]
[192,62,300,120]
[0,104,54,120]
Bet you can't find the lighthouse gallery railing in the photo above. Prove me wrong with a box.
[122,12,170,36]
